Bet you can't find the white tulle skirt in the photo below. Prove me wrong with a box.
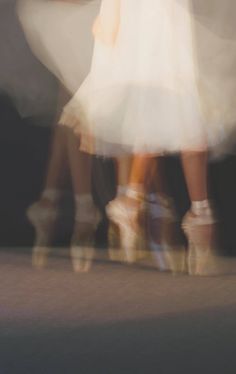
[17,0,236,156]
[60,0,236,156]
[17,0,101,94]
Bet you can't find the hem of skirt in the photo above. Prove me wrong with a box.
[58,111,225,158]
[59,111,97,154]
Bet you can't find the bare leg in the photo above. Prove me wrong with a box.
[66,129,99,272]
[43,125,69,191]
[28,86,71,267]
[181,151,208,202]
[107,154,155,263]
[110,154,155,227]
[66,127,92,195]
[41,85,71,196]
[129,154,156,191]
[117,155,132,188]
[115,154,156,209]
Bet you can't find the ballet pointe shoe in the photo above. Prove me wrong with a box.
[70,218,98,273]
[160,210,187,274]
[70,242,95,273]
[106,190,146,265]
[146,193,186,274]
[70,195,100,273]
[27,198,60,268]
[108,223,146,263]
[182,200,218,276]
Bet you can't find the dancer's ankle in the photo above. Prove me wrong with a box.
[41,188,62,203]
[191,199,212,217]
[125,184,145,201]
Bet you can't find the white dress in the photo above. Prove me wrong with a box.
[17,0,101,94]
[60,0,236,156]
[0,0,56,120]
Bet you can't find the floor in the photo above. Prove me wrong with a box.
[1,249,236,374]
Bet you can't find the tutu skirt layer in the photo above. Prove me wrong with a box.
[18,0,236,156]
[17,0,100,93]
[61,0,236,156]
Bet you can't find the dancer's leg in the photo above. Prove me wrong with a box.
[116,155,132,193]
[39,85,71,199]
[28,86,70,267]
[180,150,216,275]
[106,154,154,263]
[66,127,92,195]
[129,154,156,191]
[66,129,99,272]
[181,151,208,202]
[43,125,69,193]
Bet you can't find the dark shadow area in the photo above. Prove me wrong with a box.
[0,94,53,246]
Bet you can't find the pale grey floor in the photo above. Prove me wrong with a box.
[0,250,236,374]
